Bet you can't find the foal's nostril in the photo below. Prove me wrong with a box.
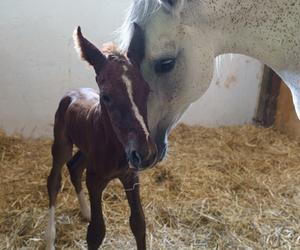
[130,150,142,167]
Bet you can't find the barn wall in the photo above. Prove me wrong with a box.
[181,55,263,126]
[0,1,263,138]
[0,0,129,137]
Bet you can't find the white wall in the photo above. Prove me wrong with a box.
[181,55,263,126]
[0,0,130,137]
[0,1,263,138]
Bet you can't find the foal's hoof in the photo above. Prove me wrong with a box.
[46,244,55,250]
[45,233,55,250]
[45,207,56,250]
[81,207,91,221]
[77,191,91,221]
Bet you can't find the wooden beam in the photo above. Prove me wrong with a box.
[254,67,281,127]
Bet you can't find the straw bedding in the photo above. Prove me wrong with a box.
[0,124,300,249]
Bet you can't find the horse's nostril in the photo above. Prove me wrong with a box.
[130,150,142,167]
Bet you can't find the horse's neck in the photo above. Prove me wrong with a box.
[194,0,300,71]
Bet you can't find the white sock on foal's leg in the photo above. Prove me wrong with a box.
[77,191,91,220]
[45,206,56,250]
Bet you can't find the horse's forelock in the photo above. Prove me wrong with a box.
[117,0,161,52]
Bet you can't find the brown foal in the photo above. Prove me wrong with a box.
[45,24,157,250]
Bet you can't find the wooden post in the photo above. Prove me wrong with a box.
[254,67,281,127]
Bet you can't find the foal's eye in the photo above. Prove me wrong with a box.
[101,95,112,105]
[154,58,176,74]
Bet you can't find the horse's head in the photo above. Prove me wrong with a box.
[73,24,157,170]
[120,0,215,161]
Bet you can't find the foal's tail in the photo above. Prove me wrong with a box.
[54,95,73,127]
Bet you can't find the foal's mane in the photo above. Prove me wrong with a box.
[102,42,122,56]
[101,42,127,61]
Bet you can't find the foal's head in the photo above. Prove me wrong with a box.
[73,24,157,170]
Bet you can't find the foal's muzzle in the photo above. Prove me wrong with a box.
[129,150,142,167]
[128,141,157,171]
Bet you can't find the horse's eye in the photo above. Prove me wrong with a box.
[101,95,112,105]
[154,58,176,74]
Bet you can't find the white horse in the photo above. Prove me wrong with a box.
[118,0,300,161]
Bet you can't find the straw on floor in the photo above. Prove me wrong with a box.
[0,124,300,249]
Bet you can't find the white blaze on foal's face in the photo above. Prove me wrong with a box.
[94,55,153,165]
[122,65,150,140]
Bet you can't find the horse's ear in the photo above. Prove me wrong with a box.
[127,23,145,66]
[160,0,184,14]
[73,26,106,73]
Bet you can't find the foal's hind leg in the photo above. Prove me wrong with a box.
[119,170,146,250]
[46,135,72,250]
[67,150,90,220]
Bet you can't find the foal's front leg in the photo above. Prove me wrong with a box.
[120,171,146,250]
[86,171,107,250]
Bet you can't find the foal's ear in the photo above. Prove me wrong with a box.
[160,0,184,15]
[127,23,145,66]
[73,26,106,73]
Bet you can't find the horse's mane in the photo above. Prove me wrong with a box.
[117,0,161,51]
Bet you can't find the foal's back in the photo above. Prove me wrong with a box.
[58,88,99,124]
[55,87,125,171]
[55,88,98,151]
[56,88,99,147]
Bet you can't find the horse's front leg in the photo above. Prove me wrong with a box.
[119,171,146,250]
[86,170,107,250]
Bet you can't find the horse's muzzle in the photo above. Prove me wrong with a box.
[157,142,168,162]
[154,130,168,162]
